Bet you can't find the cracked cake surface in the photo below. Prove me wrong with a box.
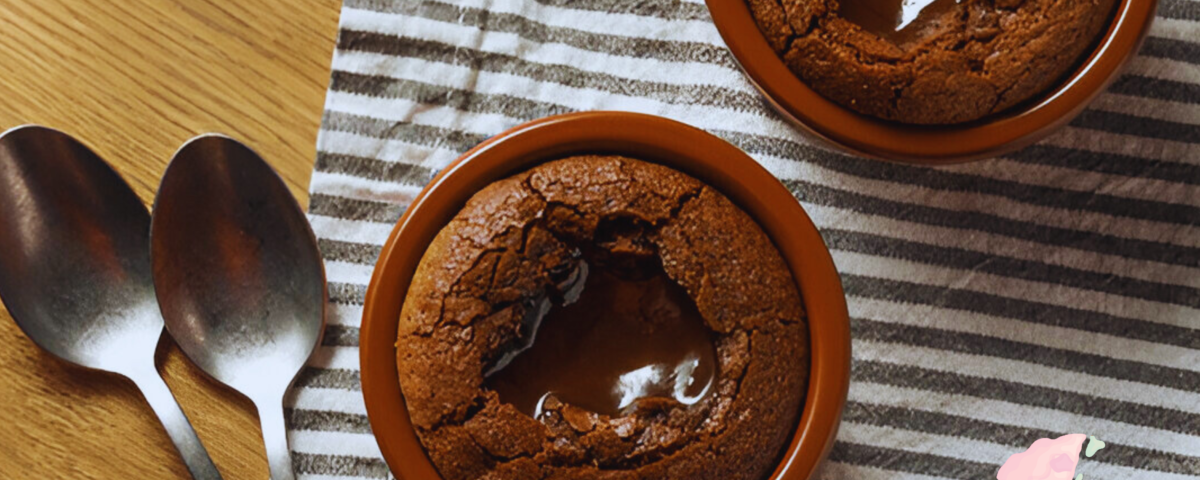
[746,0,1118,124]
[396,156,810,480]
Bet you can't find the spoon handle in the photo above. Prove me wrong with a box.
[256,397,296,480]
[129,369,224,480]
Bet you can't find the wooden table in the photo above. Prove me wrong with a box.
[0,1,342,477]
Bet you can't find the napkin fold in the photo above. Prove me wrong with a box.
[291,0,1200,478]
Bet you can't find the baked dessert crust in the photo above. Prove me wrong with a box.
[747,0,1118,124]
[396,155,809,480]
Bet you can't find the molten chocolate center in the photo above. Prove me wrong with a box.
[486,262,717,418]
[839,0,960,45]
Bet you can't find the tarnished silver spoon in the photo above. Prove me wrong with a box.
[0,125,223,479]
[150,135,326,480]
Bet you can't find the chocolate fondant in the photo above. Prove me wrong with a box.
[396,155,809,480]
[747,0,1118,124]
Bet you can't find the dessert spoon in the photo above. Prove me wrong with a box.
[150,135,326,480]
[0,125,223,479]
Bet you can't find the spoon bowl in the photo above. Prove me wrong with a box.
[0,125,222,479]
[151,135,326,480]
[0,126,159,369]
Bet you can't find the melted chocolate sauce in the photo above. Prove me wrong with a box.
[486,261,717,418]
[839,0,961,45]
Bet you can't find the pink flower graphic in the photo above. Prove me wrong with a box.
[997,434,1086,480]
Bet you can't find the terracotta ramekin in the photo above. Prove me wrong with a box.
[706,0,1158,164]
[359,112,851,480]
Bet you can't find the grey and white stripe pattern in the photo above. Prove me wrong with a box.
[289,0,1200,478]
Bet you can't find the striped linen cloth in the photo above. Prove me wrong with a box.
[288,0,1200,479]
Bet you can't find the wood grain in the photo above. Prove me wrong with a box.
[0,1,341,478]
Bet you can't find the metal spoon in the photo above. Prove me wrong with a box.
[150,135,326,480]
[0,125,223,479]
